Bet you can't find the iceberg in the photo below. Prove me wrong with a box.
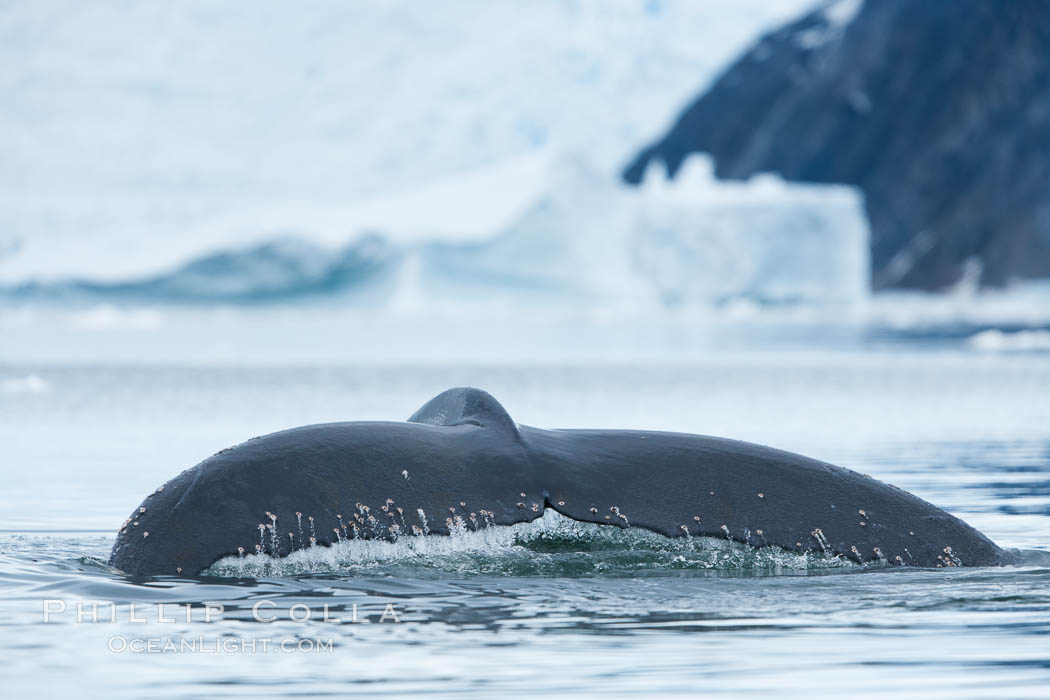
[420,154,869,308]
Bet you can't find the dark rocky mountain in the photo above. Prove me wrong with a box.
[623,0,1050,291]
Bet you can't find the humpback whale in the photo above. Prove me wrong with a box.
[109,387,1010,575]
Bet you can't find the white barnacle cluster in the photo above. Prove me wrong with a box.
[118,494,158,537]
[938,545,963,567]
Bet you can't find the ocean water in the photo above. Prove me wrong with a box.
[4,1,1048,695]
[2,320,1048,697]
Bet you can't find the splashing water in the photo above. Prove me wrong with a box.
[205,510,860,578]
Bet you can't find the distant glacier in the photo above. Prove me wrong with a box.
[2,0,834,309]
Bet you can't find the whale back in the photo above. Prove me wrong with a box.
[522,427,1009,568]
[408,387,520,438]
[109,388,1010,575]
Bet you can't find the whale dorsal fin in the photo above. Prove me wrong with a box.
[408,387,519,437]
